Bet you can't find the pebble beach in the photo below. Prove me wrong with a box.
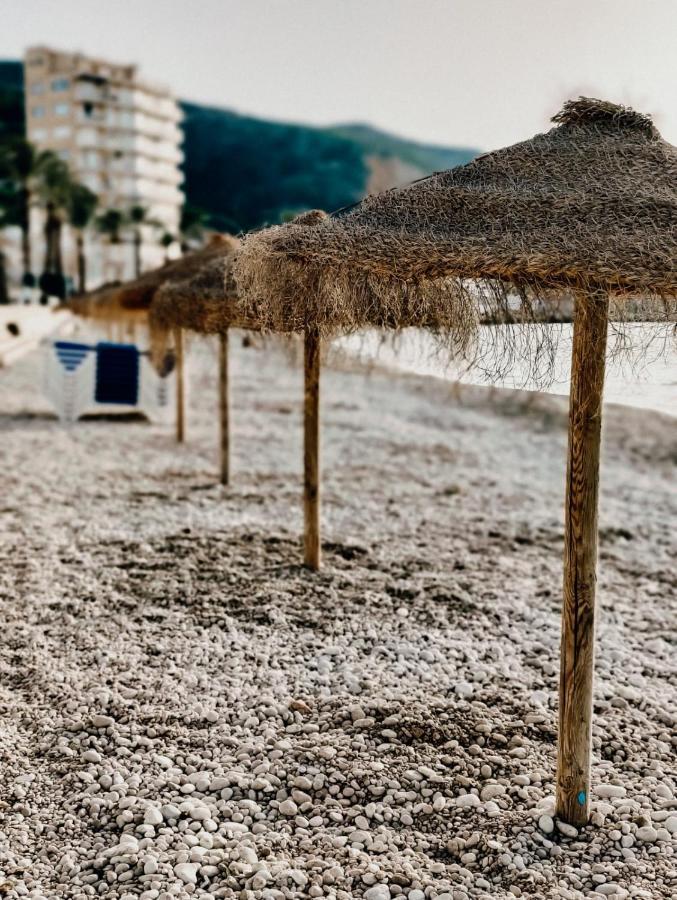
[0,331,675,900]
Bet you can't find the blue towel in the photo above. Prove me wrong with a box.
[55,341,92,372]
[95,342,139,405]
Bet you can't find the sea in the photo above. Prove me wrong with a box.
[340,324,677,419]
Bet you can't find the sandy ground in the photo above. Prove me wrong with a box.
[0,330,675,900]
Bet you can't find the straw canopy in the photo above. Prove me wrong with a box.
[234,98,677,347]
[70,235,239,324]
[114,234,240,313]
[149,236,259,335]
[69,282,123,321]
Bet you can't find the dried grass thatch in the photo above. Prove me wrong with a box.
[71,236,239,325]
[116,235,240,313]
[234,98,677,376]
[147,235,268,366]
[149,236,258,335]
[69,281,124,322]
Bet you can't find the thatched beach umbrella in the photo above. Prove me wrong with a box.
[149,236,251,484]
[71,236,237,443]
[69,282,129,340]
[234,98,677,826]
[238,208,479,571]
[112,235,240,443]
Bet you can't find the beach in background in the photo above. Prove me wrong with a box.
[1,332,675,898]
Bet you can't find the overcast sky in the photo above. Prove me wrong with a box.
[3,0,676,150]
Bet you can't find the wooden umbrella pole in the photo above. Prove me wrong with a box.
[556,291,609,826]
[218,329,230,485]
[303,326,321,570]
[174,327,185,444]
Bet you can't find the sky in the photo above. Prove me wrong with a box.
[2,0,676,150]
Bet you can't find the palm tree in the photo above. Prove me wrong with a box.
[128,204,149,277]
[0,176,22,300]
[179,204,210,252]
[97,208,124,244]
[68,183,98,293]
[0,200,11,304]
[159,231,174,264]
[0,138,61,286]
[0,248,8,304]
[37,154,73,300]
[96,208,125,281]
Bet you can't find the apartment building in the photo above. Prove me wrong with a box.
[23,46,184,283]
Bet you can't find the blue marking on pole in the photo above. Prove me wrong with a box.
[577,791,586,805]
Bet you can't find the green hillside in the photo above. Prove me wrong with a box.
[180,102,368,233]
[0,59,479,232]
[330,122,477,173]
[0,61,24,140]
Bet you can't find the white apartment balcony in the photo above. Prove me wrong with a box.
[133,113,182,143]
[131,176,183,203]
[131,136,183,165]
[75,127,100,147]
[105,133,135,153]
[131,90,182,121]
[103,108,134,128]
[133,157,183,183]
[109,154,136,173]
[75,82,107,103]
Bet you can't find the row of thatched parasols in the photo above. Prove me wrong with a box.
[71,98,677,828]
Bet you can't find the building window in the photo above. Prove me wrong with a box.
[31,106,45,118]
[31,128,47,141]
[51,78,70,92]
[54,102,70,117]
[57,150,70,162]
[76,128,97,146]
[81,150,99,168]
[28,56,44,66]
[30,82,45,95]
[53,126,72,139]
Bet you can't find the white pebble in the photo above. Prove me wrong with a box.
[144,806,163,826]
[480,783,506,801]
[279,798,298,816]
[664,816,677,834]
[455,793,480,808]
[538,814,554,834]
[556,821,578,838]
[364,887,391,900]
[595,784,627,799]
[92,715,114,728]
[454,682,474,699]
[174,863,198,884]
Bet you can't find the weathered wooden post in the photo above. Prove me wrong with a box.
[218,329,230,485]
[304,326,321,570]
[174,327,185,444]
[556,291,609,826]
